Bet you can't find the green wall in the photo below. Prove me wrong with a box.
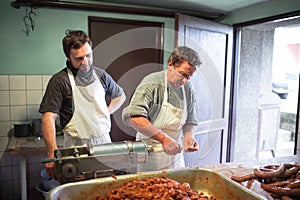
[0,0,175,74]
[1,0,300,75]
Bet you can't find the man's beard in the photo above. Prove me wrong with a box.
[75,64,95,86]
[79,64,91,73]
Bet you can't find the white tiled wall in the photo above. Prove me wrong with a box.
[0,75,51,200]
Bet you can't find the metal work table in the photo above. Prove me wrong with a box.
[7,135,64,200]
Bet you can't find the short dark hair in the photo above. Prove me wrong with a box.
[62,30,92,58]
[168,46,202,69]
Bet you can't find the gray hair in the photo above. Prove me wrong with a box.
[168,46,202,69]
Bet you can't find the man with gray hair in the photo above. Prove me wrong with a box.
[122,46,202,172]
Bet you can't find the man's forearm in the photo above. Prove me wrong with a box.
[183,124,195,137]
[42,112,58,158]
[126,116,167,143]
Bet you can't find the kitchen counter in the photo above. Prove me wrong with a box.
[7,135,64,200]
[7,135,64,157]
[7,136,300,200]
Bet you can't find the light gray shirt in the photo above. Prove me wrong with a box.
[122,70,198,127]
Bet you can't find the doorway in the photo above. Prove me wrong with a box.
[89,17,164,142]
[232,16,300,162]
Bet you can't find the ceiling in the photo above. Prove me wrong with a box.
[95,0,270,15]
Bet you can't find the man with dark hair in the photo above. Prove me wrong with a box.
[39,30,126,177]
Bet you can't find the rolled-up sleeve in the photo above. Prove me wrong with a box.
[122,83,154,126]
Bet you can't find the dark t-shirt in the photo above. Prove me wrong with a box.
[39,63,123,128]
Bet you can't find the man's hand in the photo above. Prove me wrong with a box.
[45,161,62,182]
[183,135,199,152]
[45,146,58,179]
[161,135,182,155]
[42,112,58,178]
[45,161,56,178]
[183,124,198,152]
[126,117,182,155]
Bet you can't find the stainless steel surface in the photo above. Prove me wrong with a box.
[47,168,265,200]
[44,140,156,183]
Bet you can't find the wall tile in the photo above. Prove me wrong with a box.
[10,91,26,105]
[28,162,43,179]
[0,106,10,121]
[0,137,9,152]
[0,165,12,181]
[26,75,42,90]
[42,75,51,90]
[9,76,26,90]
[27,105,42,119]
[12,156,19,165]
[10,106,27,121]
[13,179,20,194]
[0,75,9,90]
[0,180,13,199]
[26,90,43,105]
[0,151,13,167]
[0,91,9,106]
[12,164,20,180]
[0,122,12,137]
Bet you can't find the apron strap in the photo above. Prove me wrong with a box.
[164,70,187,126]
[68,69,76,88]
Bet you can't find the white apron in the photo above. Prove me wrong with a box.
[63,69,111,147]
[136,71,187,172]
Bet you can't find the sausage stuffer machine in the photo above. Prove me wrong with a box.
[43,140,161,184]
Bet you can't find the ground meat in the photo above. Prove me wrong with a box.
[96,177,216,200]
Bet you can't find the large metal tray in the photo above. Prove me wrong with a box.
[47,167,264,200]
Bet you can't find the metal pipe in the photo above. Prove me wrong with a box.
[10,0,223,20]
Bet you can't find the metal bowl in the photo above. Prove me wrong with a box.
[47,167,265,200]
